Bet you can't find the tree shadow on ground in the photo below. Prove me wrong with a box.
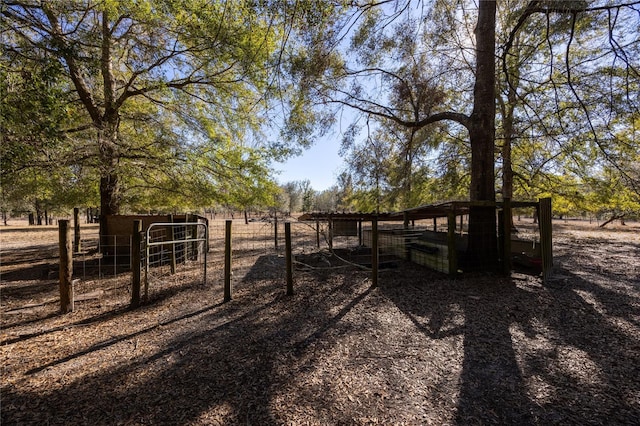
[3,248,639,424]
[380,269,538,424]
[1,255,373,425]
[380,256,640,425]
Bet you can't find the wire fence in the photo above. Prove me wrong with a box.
[66,209,546,311]
[76,234,132,280]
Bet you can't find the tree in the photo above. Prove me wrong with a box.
[280,181,304,214]
[502,0,640,203]
[314,187,341,212]
[2,1,306,231]
[299,180,315,212]
[0,40,96,219]
[292,0,639,271]
[302,0,501,268]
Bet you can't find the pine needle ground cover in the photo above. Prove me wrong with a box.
[2,220,639,425]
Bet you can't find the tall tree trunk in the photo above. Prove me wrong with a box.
[467,0,498,271]
[502,112,514,203]
[502,32,522,230]
[99,11,120,221]
[98,120,121,244]
[502,93,515,232]
[35,198,43,225]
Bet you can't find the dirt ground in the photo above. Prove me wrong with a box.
[1,218,639,425]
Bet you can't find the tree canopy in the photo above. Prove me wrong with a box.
[1,0,341,220]
[2,1,638,262]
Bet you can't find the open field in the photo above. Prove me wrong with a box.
[1,219,639,425]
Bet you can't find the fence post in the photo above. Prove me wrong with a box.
[202,222,208,287]
[131,220,142,307]
[169,214,177,274]
[447,211,457,276]
[185,213,192,261]
[58,220,74,313]
[73,207,81,253]
[274,213,279,250]
[316,219,321,248]
[371,218,379,288]
[99,214,108,256]
[502,198,512,276]
[224,219,232,302]
[328,216,333,249]
[539,197,553,282]
[285,222,294,296]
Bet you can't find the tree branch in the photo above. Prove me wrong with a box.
[42,5,102,126]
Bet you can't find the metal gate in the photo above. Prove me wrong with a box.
[142,222,208,299]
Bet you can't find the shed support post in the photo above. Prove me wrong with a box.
[328,217,333,249]
[447,212,457,276]
[539,197,553,282]
[371,218,379,288]
[502,198,512,275]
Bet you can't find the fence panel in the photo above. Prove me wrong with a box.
[76,233,132,279]
[208,219,280,296]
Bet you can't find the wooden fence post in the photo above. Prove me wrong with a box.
[274,213,279,250]
[316,219,321,248]
[58,220,74,313]
[539,197,553,282]
[185,213,193,261]
[447,211,457,276]
[328,216,334,249]
[371,218,379,288]
[99,213,109,257]
[502,198,512,276]
[224,219,232,302]
[131,220,142,307]
[169,214,177,274]
[285,222,294,296]
[73,207,81,253]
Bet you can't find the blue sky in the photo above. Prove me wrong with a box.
[274,137,344,191]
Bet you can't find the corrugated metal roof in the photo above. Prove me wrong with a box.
[297,200,539,222]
